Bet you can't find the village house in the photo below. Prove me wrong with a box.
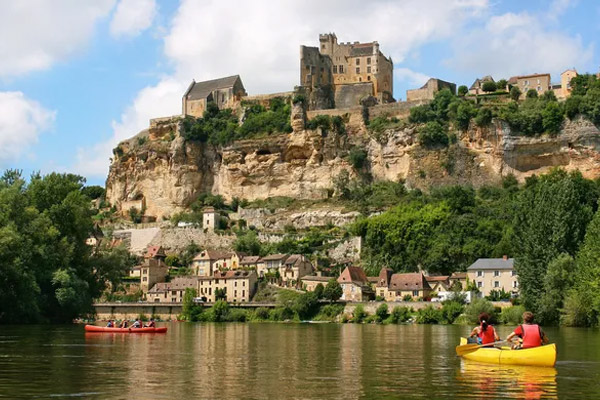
[508,73,551,98]
[406,78,456,101]
[469,75,494,95]
[279,254,314,287]
[191,250,231,277]
[202,207,218,232]
[301,275,332,292]
[467,256,518,297]
[197,270,257,303]
[182,75,247,118]
[376,268,432,301]
[229,251,247,269]
[240,255,261,270]
[140,246,168,293]
[553,69,578,99]
[258,254,289,278]
[147,276,199,303]
[337,266,374,302]
[425,275,450,293]
[448,272,468,290]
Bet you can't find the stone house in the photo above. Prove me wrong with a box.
[406,78,456,101]
[467,256,518,297]
[182,75,247,118]
[300,33,394,108]
[147,277,199,303]
[376,268,432,301]
[425,275,450,293]
[191,250,231,277]
[279,254,314,288]
[203,207,218,232]
[229,251,247,269]
[301,275,332,292]
[140,245,168,293]
[469,75,495,95]
[240,255,261,270]
[197,270,257,303]
[507,73,551,98]
[554,69,578,99]
[258,254,289,278]
[337,266,374,302]
[448,272,468,290]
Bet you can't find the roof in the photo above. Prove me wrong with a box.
[425,275,449,282]
[469,75,494,89]
[148,277,198,293]
[261,254,289,262]
[377,268,393,287]
[389,273,431,292]
[240,256,261,264]
[185,75,241,101]
[301,275,331,282]
[338,266,368,285]
[467,258,514,271]
[284,254,307,266]
[145,246,165,259]
[511,73,550,80]
[350,45,374,57]
[367,277,379,284]
[203,207,216,213]
[450,272,467,280]
[193,250,230,261]
[213,270,256,279]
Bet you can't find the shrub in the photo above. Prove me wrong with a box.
[316,304,345,320]
[465,298,497,324]
[208,300,230,322]
[496,79,508,91]
[352,304,367,323]
[386,306,411,324]
[375,295,385,302]
[482,81,497,93]
[314,283,324,299]
[526,89,538,99]
[510,86,522,101]
[440,301,464,324]
[415,305,442,324]
[269,306,295,321]
[227,309,248,322]
[323,279,342,301]
[402,294,413,302]
[253,307,270,320]
[542,101,564,134]
[137,136,148,146]
[500,305,525,325]
[306,115,332,133]
[457,85,468,97]
[409,104,434,123]
[418,121,448,148]
[474,107,493,127]
[348,148,368,170]
[293,292,319,320]
[375,303,389,322]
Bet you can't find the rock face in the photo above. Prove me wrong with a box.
[106,114,600,220]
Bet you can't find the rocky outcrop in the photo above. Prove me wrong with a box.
[106,112,600,220]
[236,206,361,231]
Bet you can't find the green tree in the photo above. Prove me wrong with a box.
[474,107,493,127]
[541,101,564,134]
[214,288,227,301]
[352,304,367,323]
[182,288,198,320]
[537,254,575,325]
[348,148,368,170]
[457,85,468,97]
[482,81,497,93]
[314,283,324,299]
[81,185,105,200]
[496,79,508,91]
[510,86,522,101]
[526,89,539,99]
[323,279,343,301]
[418,121,449,148]
[375,303,389,322]
[455,102,475,130]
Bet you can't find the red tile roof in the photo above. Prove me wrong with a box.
[389,273,431,291]
[425,275,449,282]
[145,245,165,259]
[192,250,230,261]
[338,266,368,285]
[377,268,393,287]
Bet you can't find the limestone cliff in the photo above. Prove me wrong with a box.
[106,113,600,220]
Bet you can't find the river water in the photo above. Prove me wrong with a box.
[0,323,599,399]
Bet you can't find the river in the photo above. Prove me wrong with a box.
[0,323,599,399]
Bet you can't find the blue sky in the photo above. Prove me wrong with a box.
[0,0,598,186]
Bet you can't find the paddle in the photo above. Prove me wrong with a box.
[456,340,507,356]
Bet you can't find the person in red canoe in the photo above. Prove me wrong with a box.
[468,312,499,346]
[131,319,142,328]
[144,318,156,328]
[506,311,549,349]
[106,319,115,328]
[118,319,129,328]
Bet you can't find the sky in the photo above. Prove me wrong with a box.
[0,0,598,186]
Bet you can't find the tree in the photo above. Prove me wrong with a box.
[542,101,564,134]
[418,121,449,148]
[537,254,575,325]
[455,102,475,130]
[182,288,198,320]
[526,89,538,99]
[375,303,389,322]
[482,81,497,93]
[214,288,227,301]
[233,230,262,256]
[457,85,468,97]
[474,107,493,127]
[314,283,324,299]
[510,86,522,101]
[81,185,105,200]
[496,79,508,91]
[323,279,342,302]
[348,147,368,170]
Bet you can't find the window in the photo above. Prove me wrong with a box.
[235,281,237,287]
[494,270,500,277]
[242,290,245,297]
[305,65,310,71]
[356,67,360,74]
[339,65,344,73]
[537,79,540,84]
[234,290,237,297]
[333,65,338,74]
[477,281,483,288]
[142,269,148,274]
[412,290,419,297]
[511,270,517,277]
[494,281,500,288]
[477,271,484,277]
[512,281,518,288]
[367,66,371,73]
[242,281,245,286]
[321,44,325,50]
[356,58,360,65]
[537,86,541,91]
[367,57,371,65]
[143,277,147,282]
[525,80,529,85]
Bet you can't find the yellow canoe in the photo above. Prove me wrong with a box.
[458,338,556,367]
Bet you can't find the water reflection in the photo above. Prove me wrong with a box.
[458,361,557,399]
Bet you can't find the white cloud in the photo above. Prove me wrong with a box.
[0,1,115,79]
[395,68,431,88]
[0,92,55,166]
[445,11,594,79]
[110,0,157,38]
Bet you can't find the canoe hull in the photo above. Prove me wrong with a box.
[84,325,167,333]
[458,338,556,367]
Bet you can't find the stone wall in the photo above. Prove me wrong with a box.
[334,82,374,109]
[406,78,456,102]
[343,301,442,315]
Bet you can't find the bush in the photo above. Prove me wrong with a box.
[542,101,564,134]
[352,304,367,323]
[314,283,324,299]
[253,307,270,320]
[510,86,522,101]
[316,304,345,320]
[482,81,497,93]
[440,301,464,324]
[208,300,230,322]
[348,148,368,170]
[375,303,389,322]
[323,279,343,301]
[526,89,538,99]
[306,115,332,133]
[386,306,412,324]
[486,289,511,301]
[500,305,525,325]
[418,121,448,148]
[415,305,442,324]
[227,309,248,322]
[402,294,413,302]
[293,292,319,320]
[409,104,435,123]
[474,107,493,127]
[458,85,468,97]
[269,306,295,321]
[465,298,496,324]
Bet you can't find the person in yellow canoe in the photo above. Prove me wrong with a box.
[506,311,549,349]
[469,312,499,346]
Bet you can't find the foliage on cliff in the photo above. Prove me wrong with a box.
[181,98,292,145]
[0,170,133,323]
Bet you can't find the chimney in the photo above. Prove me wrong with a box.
[503,255,508,261]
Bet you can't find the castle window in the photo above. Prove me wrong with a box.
[356,59,360,65]
[305,65,310,71]
[367,66,371,73]
[356,67,360,74]
[321,44,325,50]
[368,75,371,81]
[367,57,371,65]
[333,65,337,74]
[339,65,344,73]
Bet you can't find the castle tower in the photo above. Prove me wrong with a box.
[319,33,337,57]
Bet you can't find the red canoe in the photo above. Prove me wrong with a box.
[84,324,167,333]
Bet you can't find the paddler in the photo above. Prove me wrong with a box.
[469,312,499,346]
[506,311,549,349]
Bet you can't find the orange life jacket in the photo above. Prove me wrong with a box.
[478,324,496,345]
[521,324,542,349]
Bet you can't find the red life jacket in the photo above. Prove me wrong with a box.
[478,324,496,345]
[521,324,542,348]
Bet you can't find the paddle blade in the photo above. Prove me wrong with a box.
[456,343,481,356]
